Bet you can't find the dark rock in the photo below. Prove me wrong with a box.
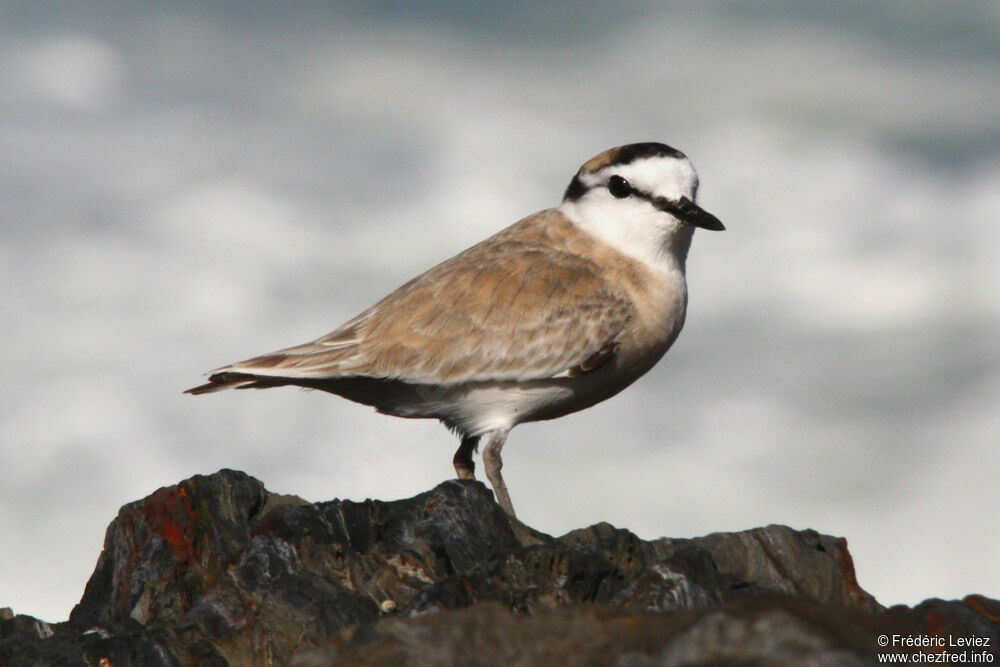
[1,469,997,665]
[292,598,880,666]
[657,524,882,612]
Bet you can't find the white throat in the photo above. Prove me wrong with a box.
[558,197,693,275]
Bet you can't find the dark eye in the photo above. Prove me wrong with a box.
[608,175,631,199]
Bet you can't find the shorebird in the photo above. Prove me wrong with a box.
[186,142,724,516]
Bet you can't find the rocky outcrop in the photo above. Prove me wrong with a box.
[1,469,997,665]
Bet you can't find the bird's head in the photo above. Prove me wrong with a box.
[559,142,723,269]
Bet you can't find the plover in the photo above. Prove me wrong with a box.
[186,142,724,516]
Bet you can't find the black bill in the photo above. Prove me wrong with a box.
[657,196,725,231]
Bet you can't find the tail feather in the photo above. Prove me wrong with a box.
[184,372,293,395]
[185,326,365,396]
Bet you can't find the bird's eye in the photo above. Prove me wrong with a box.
[608,175,631,199]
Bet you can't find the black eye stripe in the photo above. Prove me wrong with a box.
[608,175,631,199]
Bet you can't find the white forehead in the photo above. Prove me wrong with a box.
[585,155,699,200]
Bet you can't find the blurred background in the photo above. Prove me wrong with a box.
[2,2,998,622]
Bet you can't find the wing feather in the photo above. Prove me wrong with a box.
[190,210,636,389]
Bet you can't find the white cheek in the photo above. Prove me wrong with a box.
[559,194,682,272]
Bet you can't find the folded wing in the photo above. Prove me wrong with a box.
[186,213,634,393]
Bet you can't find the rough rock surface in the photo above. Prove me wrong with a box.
[1,469,997,665]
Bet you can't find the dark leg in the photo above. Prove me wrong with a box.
[453,435,479,480]
[482,429,514,516]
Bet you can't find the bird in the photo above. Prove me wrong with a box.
[186,142,724,517]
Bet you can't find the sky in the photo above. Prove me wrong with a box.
[2,2,999,622]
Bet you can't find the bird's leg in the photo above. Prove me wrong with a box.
[482,429,515,516]
[453,435,479,480]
